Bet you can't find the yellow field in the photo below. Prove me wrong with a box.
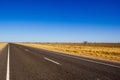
[0,42,7,50]
[17,42,120,61]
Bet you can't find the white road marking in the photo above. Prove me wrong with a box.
[25,49,29,52]
[17,45,120,69]
[6,44,10,80]
[49,51,120,68]
[44,57,61,65]
[70,56,120,69]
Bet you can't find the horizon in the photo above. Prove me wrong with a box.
[0,0,120,42]
[0,42,120,43]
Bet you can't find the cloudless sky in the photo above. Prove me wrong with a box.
[0,0,120,42]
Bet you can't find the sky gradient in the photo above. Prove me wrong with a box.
[0,0,120,42]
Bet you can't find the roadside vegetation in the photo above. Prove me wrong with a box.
[0,42,7,50]
[17,42,120,61]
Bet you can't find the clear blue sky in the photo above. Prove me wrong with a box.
[0,0,120,42]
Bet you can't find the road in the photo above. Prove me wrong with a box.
[0,43,120,80]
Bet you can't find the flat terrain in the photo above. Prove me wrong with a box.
[0,43,8,80]
[0,43,120,80]
[17,42,120,61]
[0,42,7,50]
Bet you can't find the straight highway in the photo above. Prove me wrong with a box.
[0,43,120,80]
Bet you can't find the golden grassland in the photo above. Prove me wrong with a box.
[0,42,7,50]
[17,42,120,61]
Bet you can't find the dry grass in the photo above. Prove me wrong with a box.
[17,42,120,61]
[0,42,7,50]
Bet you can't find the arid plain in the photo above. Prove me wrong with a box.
[17,42,120,61]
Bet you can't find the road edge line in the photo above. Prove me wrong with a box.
[6,44,10,80]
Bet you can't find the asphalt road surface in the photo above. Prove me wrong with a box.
[0,43,120,80]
